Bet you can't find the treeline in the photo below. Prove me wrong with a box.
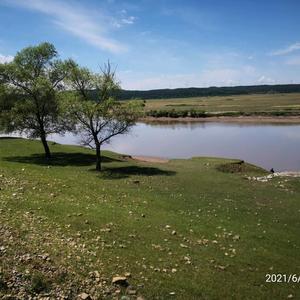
[116,84,300,100]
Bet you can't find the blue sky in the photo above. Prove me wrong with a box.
[0,0,300,90]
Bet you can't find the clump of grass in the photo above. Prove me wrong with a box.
[29,273,51,294]
[0,277,8,291]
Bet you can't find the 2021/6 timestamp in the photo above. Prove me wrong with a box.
[266,274,300,283]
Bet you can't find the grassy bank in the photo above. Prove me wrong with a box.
[1,138,300,299]
[142,93,300,119]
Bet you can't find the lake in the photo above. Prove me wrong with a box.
[45,121,300,172]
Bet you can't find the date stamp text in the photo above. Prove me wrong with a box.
[265,274,300,283]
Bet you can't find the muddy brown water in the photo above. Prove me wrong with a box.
[4,121,300,171]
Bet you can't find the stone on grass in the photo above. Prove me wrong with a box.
[233,235,240,241]
[78,292,91,300]
[112,276,129,286]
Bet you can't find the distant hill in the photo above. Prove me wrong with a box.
[117,84,300,100]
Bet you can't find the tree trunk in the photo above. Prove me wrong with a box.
[95,143,101,171]
[40,133,51,160]
[37,112,51,160]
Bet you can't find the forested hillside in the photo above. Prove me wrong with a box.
[117,84,300,100]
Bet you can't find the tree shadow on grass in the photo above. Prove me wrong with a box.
[4,152,120,167]
[0,137,21,140]
[98,165,176,179]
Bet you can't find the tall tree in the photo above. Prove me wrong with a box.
[0,42,70,159]
[63,61,141,171]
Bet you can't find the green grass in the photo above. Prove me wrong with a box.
[143,92,300,117]
[1,138,300,299]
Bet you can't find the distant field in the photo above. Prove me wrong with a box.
[143,93,300,117]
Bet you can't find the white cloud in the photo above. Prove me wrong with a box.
[5,0,127,53]
[257,76,275,84]
[111,9,136,28]
[121,16,136,25]
[270,42,300,56]
[0,54,14,63]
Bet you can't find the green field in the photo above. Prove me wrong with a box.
[143,93,300,117]
[1,138,300,299]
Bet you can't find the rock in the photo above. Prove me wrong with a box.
[124,272,131,278]
[128,289,137,295]
[216,265,227,270]
[171,230,176,235]
[233,235,240,241]
[78,293,92,300]
[112,276,128,286]
[94,271,100,278]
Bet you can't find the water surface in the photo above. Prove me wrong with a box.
[48,122,300,172]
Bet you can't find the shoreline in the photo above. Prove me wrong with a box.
[1,135,299,172]
[141,115,300,124]
[130,155,300,173]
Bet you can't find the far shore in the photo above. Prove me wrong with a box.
[141,115,300,124]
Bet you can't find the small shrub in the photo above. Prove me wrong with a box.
[29,273,51,294]
[147,109,207,118]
